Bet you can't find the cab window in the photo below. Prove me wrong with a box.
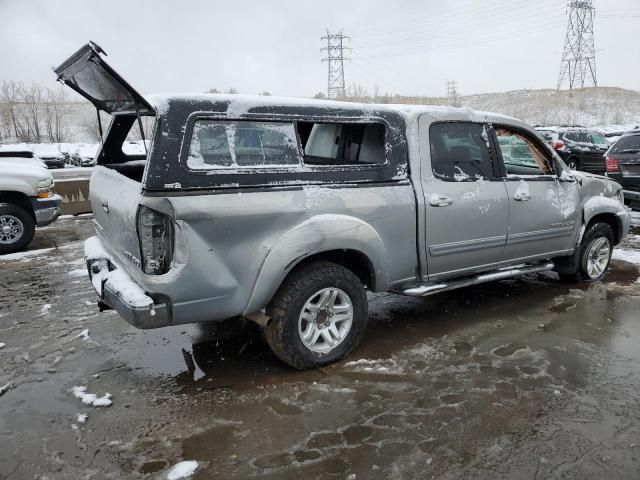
[429,122,495,181]
[187,120,300,169]
[495,127,552,176]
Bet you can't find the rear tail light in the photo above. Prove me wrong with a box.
[137,206,174,275]
[605,156,620,173]
[551,140,566,150]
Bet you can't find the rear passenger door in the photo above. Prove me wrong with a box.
[420,119,509,280]
[493,125,580,261]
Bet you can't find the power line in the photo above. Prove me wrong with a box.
[356,1,561,49]
[321,30,350,99]
[558,0,597,90]
[356,0,557,40]
[355,19,565,61]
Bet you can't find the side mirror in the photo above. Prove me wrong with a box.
[559,171,576,182]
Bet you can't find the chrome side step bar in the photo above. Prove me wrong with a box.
[402,262,555,297]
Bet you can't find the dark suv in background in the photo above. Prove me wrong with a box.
[605,131,640,210]
[536,127,609,173]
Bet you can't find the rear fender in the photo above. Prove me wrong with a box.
[244,214,387,314]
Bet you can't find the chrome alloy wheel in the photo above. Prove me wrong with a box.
[585,236,611,279]
[298,287,353,353]
[0,214,24,245]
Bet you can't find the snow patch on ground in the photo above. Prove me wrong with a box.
[40,304,52,315]
[75,329,90,340]
[0,247,55,261]
[0,343,5,349]
[71,386,112,407]
[77,413,88,424]
[612,248,640,266]
[68,268,88,278]
[166,460,199,480]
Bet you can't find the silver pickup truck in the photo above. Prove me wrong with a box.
[56,43,630,369]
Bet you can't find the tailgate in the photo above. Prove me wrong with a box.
[90,165,144,269]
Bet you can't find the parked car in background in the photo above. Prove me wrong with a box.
[0,146,47,168]
[536,127,609,173]
[605,131,640,210]
[71,143,98,166]
[33,144,67,169]
[594,125,640,145]
[56,43,630,369]
[0,152,61,253]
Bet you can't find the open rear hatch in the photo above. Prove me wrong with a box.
[55,42,161,273]
[54,41,153,115]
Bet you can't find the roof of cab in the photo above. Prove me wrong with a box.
[144,93,520,126]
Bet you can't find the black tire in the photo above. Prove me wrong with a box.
[264,261,368,370]
[556,222,614,282]
[566,157,579,170]
[0,203,36,255]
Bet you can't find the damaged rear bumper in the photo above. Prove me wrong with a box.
[84,236,171,329]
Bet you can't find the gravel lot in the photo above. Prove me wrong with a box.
[1,215,640,479]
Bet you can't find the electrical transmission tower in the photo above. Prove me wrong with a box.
[446,80,460,107]
[321,30,350,99]
[557,1,597,90]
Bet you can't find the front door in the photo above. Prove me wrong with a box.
[419,119,509,280]
[493,125,580,261]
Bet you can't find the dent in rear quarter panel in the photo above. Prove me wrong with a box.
[151,183,416,325]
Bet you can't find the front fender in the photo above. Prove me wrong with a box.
[244,214,387,314]
[582,196,630,242]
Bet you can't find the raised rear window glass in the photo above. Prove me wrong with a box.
[611,135,640,153]
[429,122,494,181]
[187,120,300,169]
[297,122,386,166]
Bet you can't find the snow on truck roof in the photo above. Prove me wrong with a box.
[144,93,519,125]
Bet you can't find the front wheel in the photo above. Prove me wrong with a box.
[557,222,614,282]
[264,261,368,369]
[566,157,579,170]
[0,203,36,254]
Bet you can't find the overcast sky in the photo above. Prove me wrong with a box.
[1,0,638,99]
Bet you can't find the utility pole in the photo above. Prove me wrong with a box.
[321,30,350,99]
[557,0,597,90]
[446,80,460,107]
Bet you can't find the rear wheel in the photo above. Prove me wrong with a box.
[264,261,368,369]
[0,203,35,254]
[557,222,614,282]
[566,157,579,170]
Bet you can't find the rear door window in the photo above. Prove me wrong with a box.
[589,131,607,146]
[187,120,300,169]
[429,122,495,181]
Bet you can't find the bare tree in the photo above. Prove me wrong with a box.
[20,82,43,141]
[1,81,28,141]
[44,87,70,142]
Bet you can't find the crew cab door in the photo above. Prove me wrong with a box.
[419,118,509,281]
[493,125,580,261]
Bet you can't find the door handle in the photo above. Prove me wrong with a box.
[514,193,531,202]
[429,194,454,207]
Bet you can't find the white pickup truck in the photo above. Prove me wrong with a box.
[0,149,62,253]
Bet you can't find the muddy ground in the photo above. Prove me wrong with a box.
[1,215,640,479]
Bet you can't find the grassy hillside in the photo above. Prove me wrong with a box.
[460,87,640,127]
